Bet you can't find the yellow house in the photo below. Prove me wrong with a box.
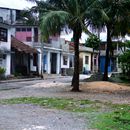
[79,46,98,74]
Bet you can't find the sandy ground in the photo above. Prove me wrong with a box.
[0,80,130,104]
[0,79,130,130]
[81,81,130,93]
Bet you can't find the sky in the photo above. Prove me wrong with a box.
[0,0,36,10]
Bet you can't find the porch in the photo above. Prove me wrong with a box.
[11,36,39,76]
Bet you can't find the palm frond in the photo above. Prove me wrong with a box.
[40,10,70,41]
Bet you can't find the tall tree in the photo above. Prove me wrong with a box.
[86,0,130,80]
[29,0,101,91]
[100,0,130,81]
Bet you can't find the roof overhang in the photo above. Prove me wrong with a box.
[11,36,37,54]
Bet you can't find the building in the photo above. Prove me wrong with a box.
[0,7,39,76]
[79,46,98,73]
[0,22,11,75]
[0,6,75,77]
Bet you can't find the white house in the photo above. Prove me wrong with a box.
[0,22,11,75]
[0,7,39,76]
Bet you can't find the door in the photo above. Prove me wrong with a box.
[51,53,57,74]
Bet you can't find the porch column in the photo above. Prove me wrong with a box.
[5,54,11,75]
[37,49,41,75]
[47,51,51,74]
[56,52,61,74]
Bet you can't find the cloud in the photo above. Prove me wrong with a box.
[0,0,36,10]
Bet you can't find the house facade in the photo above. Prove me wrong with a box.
[0,22,11,75]
[0,6,75,77]
[99,41,122,73]
[79,46,98,74]
[0,7,39,76]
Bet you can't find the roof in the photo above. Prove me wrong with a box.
[11,36,37,54]
[65,40,98,53]
[79,46,98,53]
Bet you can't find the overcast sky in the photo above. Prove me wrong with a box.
[0,0,36,10]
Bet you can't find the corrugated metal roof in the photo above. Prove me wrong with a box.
[11,36,37,54]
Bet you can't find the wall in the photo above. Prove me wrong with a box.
[0,24,11,75]
[61,53,70,69]
[0,8,16,24]
[80,52,91,72]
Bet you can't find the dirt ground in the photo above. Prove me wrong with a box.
[81,81,130,93]
[0,80,130,104]
[0,79,130,130]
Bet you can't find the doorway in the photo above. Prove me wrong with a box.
[51,53,57,74]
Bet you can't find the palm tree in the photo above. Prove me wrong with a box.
[99,0,130,81]
[29,0,101,91]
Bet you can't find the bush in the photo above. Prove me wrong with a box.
[119,50,130,78]
[0,67,6,79]
[0,67,6,75]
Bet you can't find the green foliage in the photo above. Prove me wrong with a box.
[1,97,130,129]
[0,67,6,76]
[93,105,130,130]
[30,0,100,41]
[119,50,130,78]
[0,97,100,112]
[85,35,100,50]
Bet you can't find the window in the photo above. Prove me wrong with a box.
[16,10,21,20]
[85,56,89,64]
[0,28,7,42]
[16,28,21,32]
[63,55,68,65]
[34,28,38,42]
[26,37,32,42]
[22,28,26,32]
[94,55,97,66]
[27,28,31,32]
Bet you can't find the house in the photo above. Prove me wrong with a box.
[34,36,74,75]
[64,40,98,74]
[99,41,123,73]
[0,22,11,76]
[0,7,39,76]
[0,5,75,77]
[11,36,38,76]
[79,46,98,73]
[61,29,127,74]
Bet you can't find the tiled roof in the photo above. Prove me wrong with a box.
[11,36,37,54]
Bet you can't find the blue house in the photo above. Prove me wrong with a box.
[100,56,112,73]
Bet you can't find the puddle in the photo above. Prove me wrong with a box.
[22,125,48,130]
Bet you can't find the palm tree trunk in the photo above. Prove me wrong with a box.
[103,24,111,81]
[91,49,94,72]
[71,26,82,92]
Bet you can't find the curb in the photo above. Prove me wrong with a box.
[0,77,42,84]
[0,76,71,84]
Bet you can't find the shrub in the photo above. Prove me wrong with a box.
[0,67,6,75]
[0,67,6,79]
[119,50,130,78]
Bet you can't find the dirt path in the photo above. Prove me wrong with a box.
[0,81,130,104]
[0,104,87,130]
[0,80,130,130]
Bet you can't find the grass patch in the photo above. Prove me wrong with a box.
[0,97,101,112]
[1,97,130,129]
[92,104,130,130]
